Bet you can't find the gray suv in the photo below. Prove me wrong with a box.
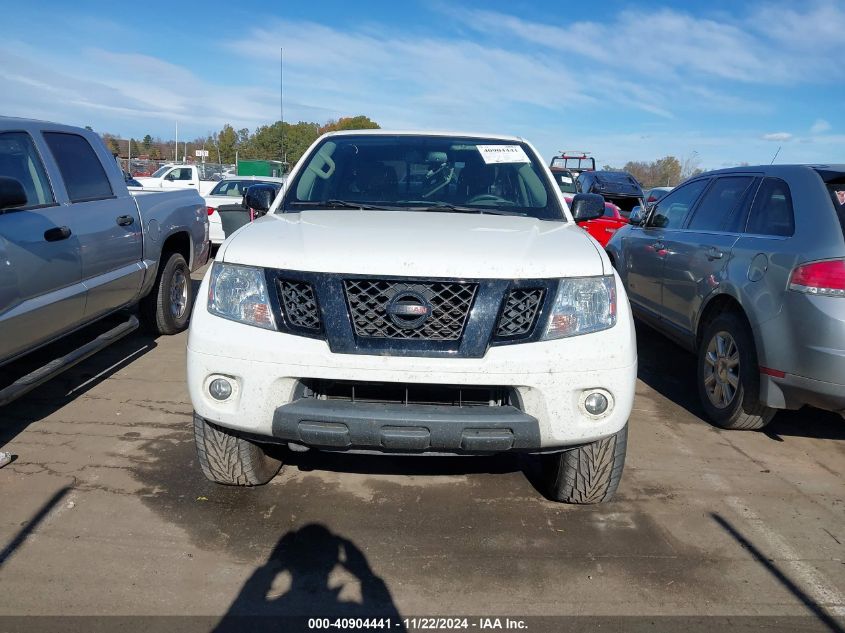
[606,165,845,429]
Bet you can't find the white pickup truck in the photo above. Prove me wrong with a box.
[187,131,637,504]
[0,118,210,404]
[135,163,220,195]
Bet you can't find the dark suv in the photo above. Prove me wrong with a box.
[577,170,643,216]
[606,165,845,429]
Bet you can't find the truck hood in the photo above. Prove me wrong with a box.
[221,210,604,279]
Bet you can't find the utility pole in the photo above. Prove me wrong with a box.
[175,121,179,162]
[280,47,286,171]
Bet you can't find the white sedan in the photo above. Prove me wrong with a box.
[204,177,285,245]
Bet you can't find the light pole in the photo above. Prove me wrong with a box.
[280,47,287,171]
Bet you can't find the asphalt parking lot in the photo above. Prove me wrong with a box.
[0,271,843,630]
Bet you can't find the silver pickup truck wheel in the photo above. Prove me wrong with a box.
[193,413,283,486]
[140,252,193,335]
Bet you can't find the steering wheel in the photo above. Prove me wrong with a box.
[466,194,509,205]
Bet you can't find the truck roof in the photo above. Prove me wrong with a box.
[700,164,845,178]
[0,116,93,135]
[318,129,527,143]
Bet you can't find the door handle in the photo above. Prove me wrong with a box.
[706,247,724,260]
[652,241,665,250]
[116,215,135,226]
[44,226,72,242]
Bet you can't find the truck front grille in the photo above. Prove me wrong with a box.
[277,280,321,331]
[495,288,545,338]
[299,379,517,408]
[343,279,477,341]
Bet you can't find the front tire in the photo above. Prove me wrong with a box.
[542,423,628,504]
[193,414,283,486]
[697,312,775,430]
[140,252,192,335]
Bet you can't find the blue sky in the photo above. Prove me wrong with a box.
[1,0,843,169]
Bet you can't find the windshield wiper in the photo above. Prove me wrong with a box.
[407,203,527,217]
[289,199,401,210]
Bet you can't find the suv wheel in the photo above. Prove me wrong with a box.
[193,413,283,485]
[140,251,192,335]
[697,312,775,430]
[542,423,627,504]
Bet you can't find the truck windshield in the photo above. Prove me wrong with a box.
[151,166,170,178]
[283,135,565,221]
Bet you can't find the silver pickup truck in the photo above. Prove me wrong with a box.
[0,117,209,404]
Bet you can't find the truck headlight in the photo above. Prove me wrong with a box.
[543,275,616,339]
[207,262,276,330]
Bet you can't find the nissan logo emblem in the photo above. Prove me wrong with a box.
[387,291,432,329]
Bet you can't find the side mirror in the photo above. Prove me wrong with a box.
[244,184,277,212]
[628,205,646,226]
[570,193,605,222]
[0,177,27,212]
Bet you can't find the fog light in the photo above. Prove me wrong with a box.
[209,378,233,401]
[584,392,609,416]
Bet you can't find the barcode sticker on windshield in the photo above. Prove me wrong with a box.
[477,145,530,164]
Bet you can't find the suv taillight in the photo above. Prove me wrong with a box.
[789,259,845,297]
[207,206,215,216]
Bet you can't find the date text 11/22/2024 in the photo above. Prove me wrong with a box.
[307,617,528,630]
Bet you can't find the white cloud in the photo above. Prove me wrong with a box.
[449,2,845,86]
[810,119,832,134]
[761,132,792,142]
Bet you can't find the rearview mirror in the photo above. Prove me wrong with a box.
[570,193,605,222]
[244,184,277,213]
[628,205,646,226]
[0,177,27,212]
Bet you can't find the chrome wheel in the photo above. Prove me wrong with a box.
[703,331,740,409]
[170,269,188,319]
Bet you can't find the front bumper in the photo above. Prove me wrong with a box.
[187,270,638,451]
[273,399,540,453]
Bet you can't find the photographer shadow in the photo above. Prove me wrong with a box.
[214,523,405,632]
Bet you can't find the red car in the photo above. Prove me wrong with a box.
[565,196,628,247]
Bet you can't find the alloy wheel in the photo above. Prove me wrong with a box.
[703,331,740,409]
[170,269,188,319]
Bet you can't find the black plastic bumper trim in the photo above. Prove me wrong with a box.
[272,398,541,453]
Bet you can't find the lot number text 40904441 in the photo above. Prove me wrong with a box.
[307,617,528,630]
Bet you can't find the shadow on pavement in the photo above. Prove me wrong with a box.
[0,278,204,447]
[213,523,405,632]
[0,318,160,447]
[285,448,523,476]
[711,513,844,633]
[283,449,553,500]
[636,320,845,440]
[0,486,71,569]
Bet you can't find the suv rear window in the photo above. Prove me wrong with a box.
[826,183,845,239]
[43,132,113,202]
[745,177,794,237]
